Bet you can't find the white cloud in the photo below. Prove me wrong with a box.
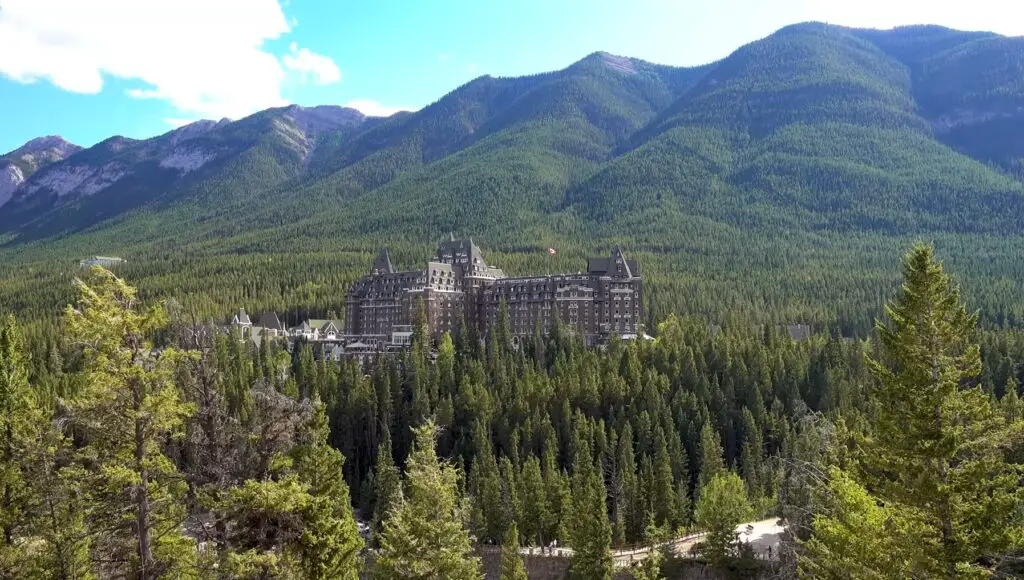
[467,63,479,74]
[283,42,341,84]
[344,99,415,118]
[0,0,341,120]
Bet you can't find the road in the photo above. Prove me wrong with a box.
[519,518,785,568]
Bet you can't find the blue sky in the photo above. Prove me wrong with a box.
[2,0,1022,153]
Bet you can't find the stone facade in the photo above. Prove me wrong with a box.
[345,238,643,347]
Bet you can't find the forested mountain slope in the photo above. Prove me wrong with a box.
[2,23,1024,332]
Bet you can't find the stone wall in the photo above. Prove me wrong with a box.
[475,546,773,579]
[363,548,773,579]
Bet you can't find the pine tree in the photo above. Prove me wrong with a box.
[518,456,548,546]
[863,243,1024,576]
[24,426,93,579]
[1,320,90,577]
[799,467,915,579]
[374,421,481,579]
[1001,376,1023,423]
[498,456,520,541]
[371,429,401,542]
[296,342,316,400]
[695,420,725,500]
[651,428,676,529]
[566,459,613,580]
[541,444,569,543]
[0,314,37,571]
[738,407,763,499]
[65,268,196,578]
[438,332,457,397]
[666,429,690,529]
[499,522,528,580]
[693,471,753,569]
[408,300,432,423]
[291,402,363,579]
[469,423,506,543]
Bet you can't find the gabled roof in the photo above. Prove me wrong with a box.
[255,312,284,331]
[372,249,394,274]
[233,308,251,325]
[588,248,639,277]
[307,319,343,332]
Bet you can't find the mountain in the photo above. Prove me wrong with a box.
[570,23,1024,233]
[0,136,82,208]
[0,106,373,238]
[2,23,1024,332]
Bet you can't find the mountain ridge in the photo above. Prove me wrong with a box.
[2,22,1024,330]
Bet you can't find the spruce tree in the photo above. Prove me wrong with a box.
[542,444,569,543]
[374,421,481,579]
[614,424,639,542]
[65,268,196,578]
[499,522,528,580]
[291,402,363,579]
[0,315,37,570]
[0,317,91,577]
[695,420,725,500]
[799,467,915,579]
[371,429,401,543]
[864,243,1024,576]
[651,428,676,529]
[518,456,548,546]
[566,459,613,580]
[738,407,763,499]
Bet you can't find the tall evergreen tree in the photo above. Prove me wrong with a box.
[499,522,528,580]
[0,315,37,571]
[291,402,363,579]
[651,428,676,529]
[615,423,640,543]
[1,318,91,577]
[799,467,915,579]
[566,459,613,580]
[738,407,763,499]
[374,421,482,580]
[863,244,1024,576]
[518,456,548,546]
[65,268,196,578]
[371,429,401,542]
[542,444,569,544]
[696,420,725,499]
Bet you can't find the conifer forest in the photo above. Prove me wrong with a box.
[1,243,1024,578]
[3,18,1024,580]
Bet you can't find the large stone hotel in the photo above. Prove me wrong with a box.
[344,238,643,348]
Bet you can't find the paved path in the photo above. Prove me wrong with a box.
[520,518,785,568]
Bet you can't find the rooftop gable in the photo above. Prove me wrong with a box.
[372,249,394,275]
[588,248,639,277]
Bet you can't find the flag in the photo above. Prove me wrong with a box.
[547,247,557,255]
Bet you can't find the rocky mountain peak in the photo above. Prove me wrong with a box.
[283,105,366,134]
[0,135,84,207]
[3,135,81,161]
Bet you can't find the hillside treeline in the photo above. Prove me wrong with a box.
[2,244,1023,578]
